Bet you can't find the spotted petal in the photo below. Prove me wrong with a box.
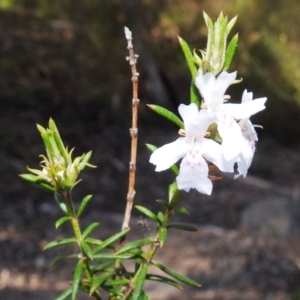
[176,152,212,195]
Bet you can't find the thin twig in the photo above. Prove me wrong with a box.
[122,27,140,232]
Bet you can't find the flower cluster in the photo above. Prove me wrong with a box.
[21,119,95,192]
[150,71,267,195]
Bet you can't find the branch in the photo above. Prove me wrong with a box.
[122,27,140,233]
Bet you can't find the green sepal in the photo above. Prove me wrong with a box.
[43,237,77,250]
[174,207,189,215]
[72,258,84,300]
[152,260,201,287]
[116,237,154,255]
[55,216,72,228]
[54,286,72,300]
[135,206,160,224]
[19,174,56,191]
[147,104,184,129]
[132,264,149,300]
[146,274,182,290]
[89,271,114,296]
[223,33,238,71]
[168,223,198,232]
[226,15,238,35]
[77,195,93,217]
[178,36,197,79]
[37,123,54,161]
[92,228,130,255]
[82,222,100,240]
[168,182,180,210]
[190,82,200,107]
[49,118,69,164]
[158,227,167,247]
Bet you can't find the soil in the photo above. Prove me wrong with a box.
[1,8,300,300]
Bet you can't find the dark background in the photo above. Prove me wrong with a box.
[1,0,300,299]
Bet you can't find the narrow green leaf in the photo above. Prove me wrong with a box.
[157,211,164,224]
[178,36,197,79]
[84,237,103,246]
[81,241,93,260]
[132,264,149,300]
[43,237,77,250]
[55,216,72,229]
[147,104,184,128]
[104,278,130,287]
[168,223,198,232]
[152,260,201,287]
[174,207,189,215]
[93,252,138,260]
[168,182,180,210]
[158,227,167,247]
[52,254,79,266]
[156,199,169,209]
[140,290,149,300]
[223,33,238,71]
[91,260,114,272]
[55,287,72,300]
[54,193,68,214]
[82,222,100,240]
[190,82,200,107]
[116,237,154,255]
[146,274,182,290]
[77,195,93,217]
[72,258,84,300]
[145,144,157,153]
[90,271,114,296]
[135,206,159,223]
[92,228,130,254]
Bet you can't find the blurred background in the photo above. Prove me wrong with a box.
[1,0,300,299]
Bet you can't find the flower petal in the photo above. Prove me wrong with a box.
[224,97,267,119]
[217,111,245,161]
[236,138,255,177]
[178,104,217,137]
[176,153,212,195]
[195,71,237,112]
[150,138,187,171]
[201,139,235,173]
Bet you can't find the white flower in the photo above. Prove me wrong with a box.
[150,103,233,195]
[195,72,267,166]
[234,90,263,178]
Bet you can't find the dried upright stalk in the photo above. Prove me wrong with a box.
[122,27,139,232]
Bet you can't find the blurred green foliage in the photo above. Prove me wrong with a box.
[0,0,300,141]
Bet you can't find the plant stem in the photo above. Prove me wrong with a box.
[122,27,140,234]
[62,191,101,300]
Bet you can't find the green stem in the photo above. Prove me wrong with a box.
[123,187,180,299]
[61,191,101,300]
